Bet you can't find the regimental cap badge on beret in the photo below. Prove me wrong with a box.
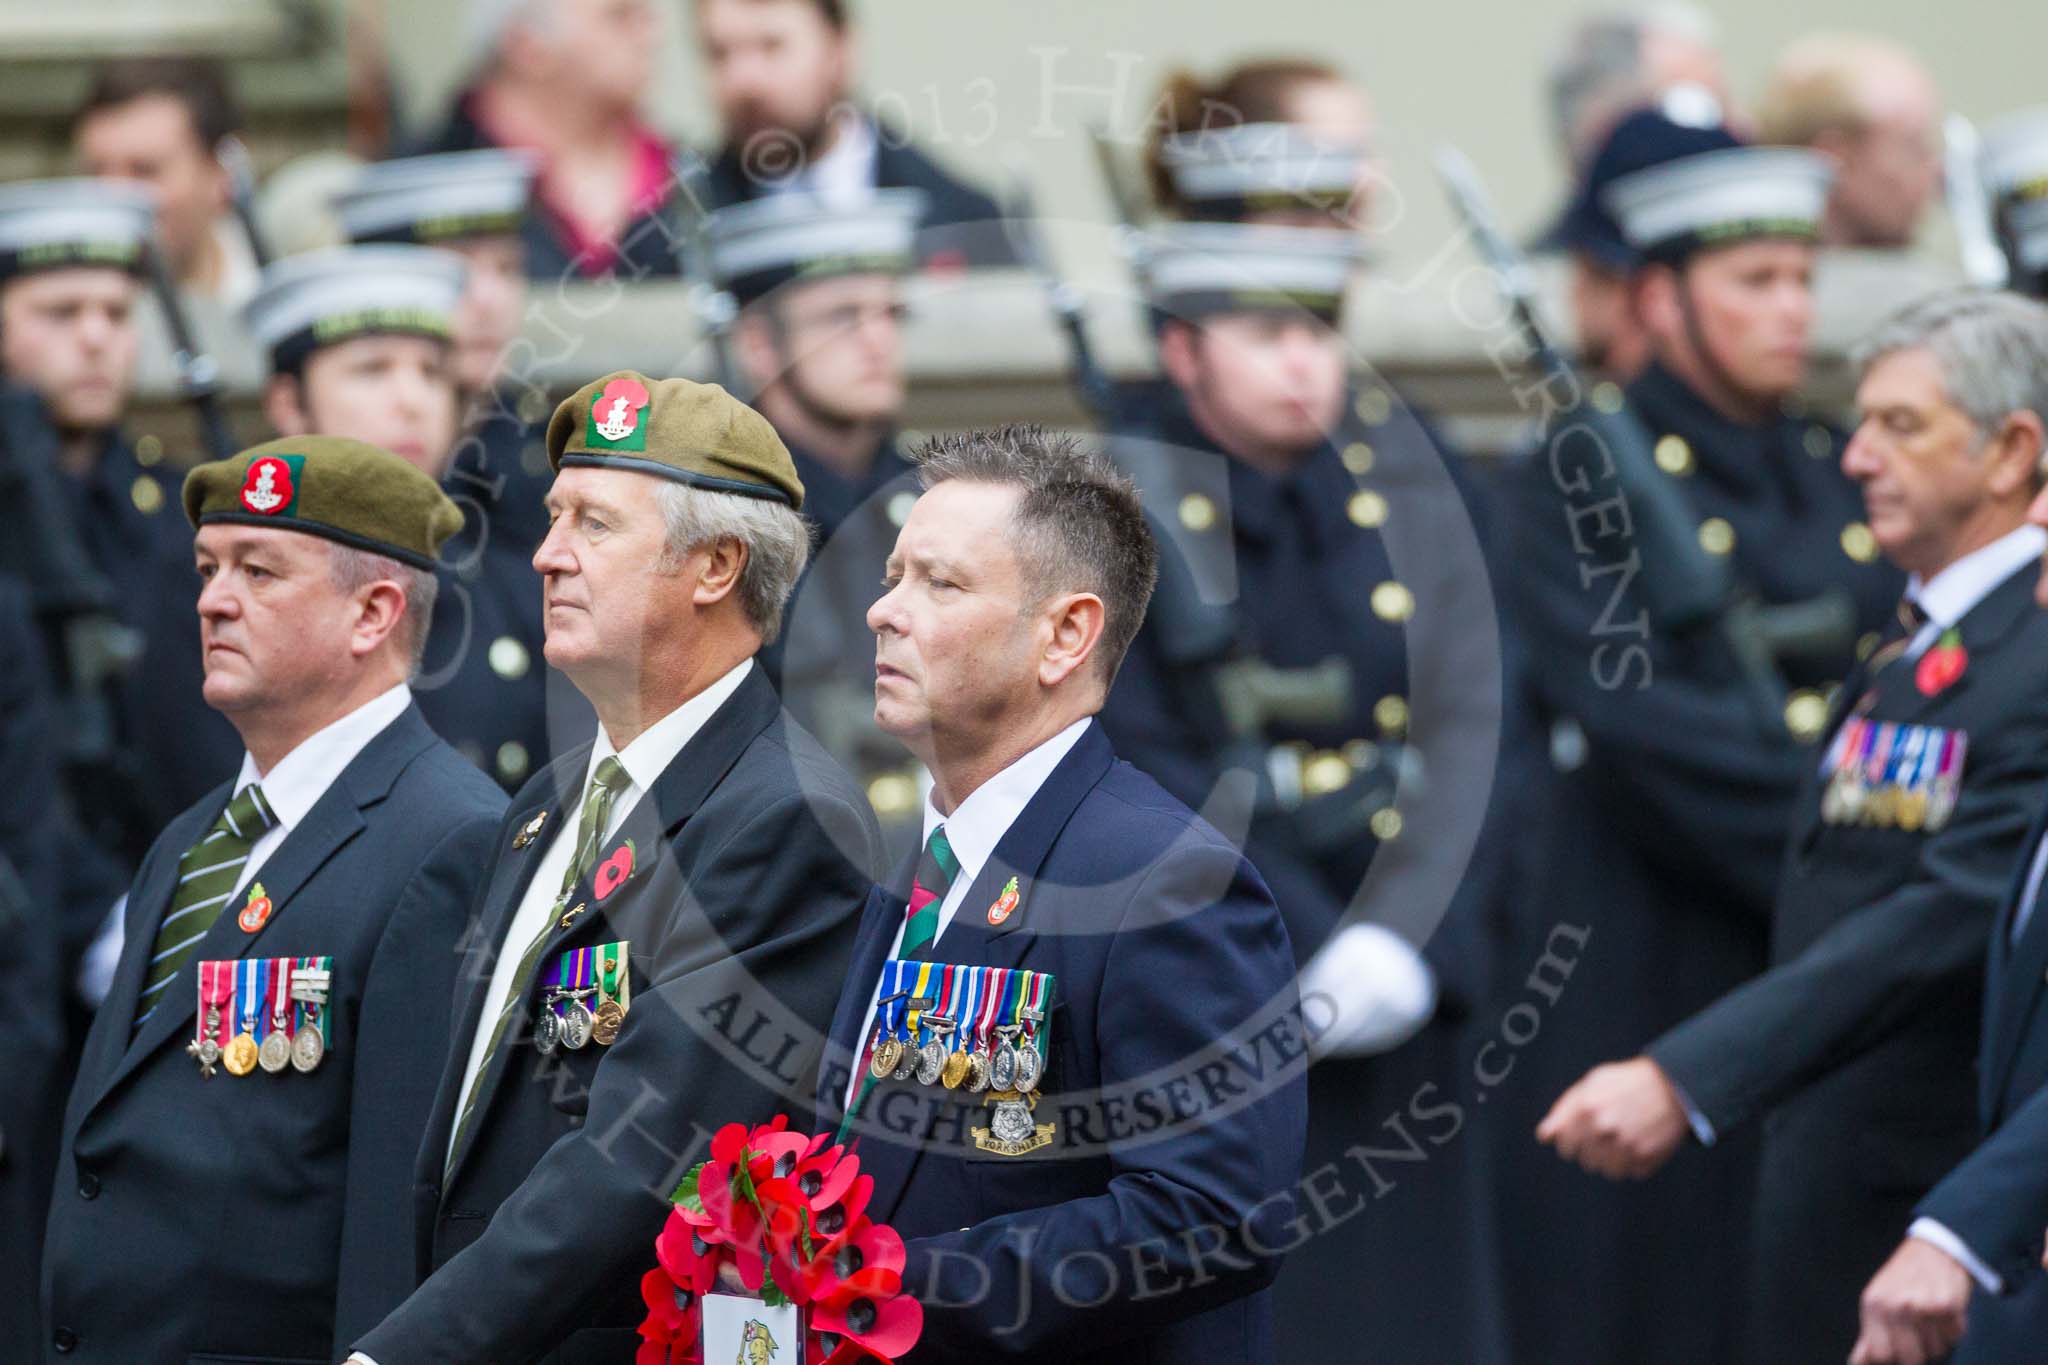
[0,178,155,281]
[183,435,465,569]
[546,370,804,510]
[244,244,466,373]
[703,189,925,306]
[1601,145,1833,262]
[1127,221,1365,324]
[1156,122,1368,220]
[333,148,538,246]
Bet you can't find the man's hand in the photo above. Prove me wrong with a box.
[1849,1238,1972,1365]
[1535,1056,1690,1179]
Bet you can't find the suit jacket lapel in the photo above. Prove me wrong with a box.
[418,758,583,1190]
[863,722,1116,1223]
[442,667,784,1185]
[815,880,914,1123]
[68,794,222,1134]
[91,708,436,1115]
[1986,794,2048,1115]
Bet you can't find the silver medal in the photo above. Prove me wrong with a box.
[290,1023,325,1073]
[990,1043,1018,1092]
[534,1007,562,1054]
[1013,1043,1042,1094]
[258,1029,292,1073]
[562,1000,595,1050]
[916,1040,946,1086]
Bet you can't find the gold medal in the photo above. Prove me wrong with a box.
[941,1049,970,1089]
[1898,789,1928,831]
[223,1033,259,1076]
[966,1050,991,1092]
[592,999,626,1046]
[871,1038,905,1079]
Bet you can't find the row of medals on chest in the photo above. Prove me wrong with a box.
[533,980,626,1054]
[871,993,1047,1095]
[188,966,330,1078]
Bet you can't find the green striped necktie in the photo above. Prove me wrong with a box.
[135,783,278,1030]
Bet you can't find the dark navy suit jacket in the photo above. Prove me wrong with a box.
[39,705,505,1364]
[814,720,1308,1364]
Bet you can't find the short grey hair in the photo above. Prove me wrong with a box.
[1853,288,2048,461]
[656,482,812,644]
[1547,1,1720,164]
[913,425,1159,685]
[326,543,439,676]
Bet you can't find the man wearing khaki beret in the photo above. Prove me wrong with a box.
[40,437,509,1363]
[349,372,883,1364]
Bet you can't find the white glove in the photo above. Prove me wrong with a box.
[1300,922,1438,1058]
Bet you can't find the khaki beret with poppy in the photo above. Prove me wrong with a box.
[181,435,464,570]
[545,370,804,510]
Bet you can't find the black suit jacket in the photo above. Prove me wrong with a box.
[39,705,506,1364]
[1648,561,2048,1361]
[813,721,1308,1364]
[355,664,881,1364]
[702,118,1017,268]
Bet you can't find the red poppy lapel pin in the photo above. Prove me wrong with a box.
[1916,628,1968,697]
[236,882,273,933]
[594,839,636,903]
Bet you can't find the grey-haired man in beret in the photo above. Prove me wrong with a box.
[349,372,881,1365]
[41,436,508,1363]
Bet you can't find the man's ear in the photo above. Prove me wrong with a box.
[1632,265,1679,341]
[691,535,750,609]
[731,310,784,396]
[1987,408,2048,501]
[1038,591,1106,691]
[349,579,409,661]
[1158,321,1201,393]
[263,373,310,436]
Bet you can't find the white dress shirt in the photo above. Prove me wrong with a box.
[229,684,415,897]
[446,659,753,1159]
[842,716,1090,1107]
[75,685,413,1005]
[1902,524,2047,659]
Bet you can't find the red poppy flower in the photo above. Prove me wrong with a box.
[594,841,635,901]
[1916,633,1968,697]
[798,1220,905,1303]
[793,1144,861,1214]
[695,1162,768,1289]
[636,1265,702,1365]
[811,1279,924,1360]
[810,1172,874,1242]
[656,1209,726,1297]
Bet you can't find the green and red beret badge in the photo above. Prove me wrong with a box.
[588,376,651,451]
[239,454,303,517]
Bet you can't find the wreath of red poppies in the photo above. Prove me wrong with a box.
[637,1116,924,1365]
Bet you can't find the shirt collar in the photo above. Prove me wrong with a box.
[1908,525,2047,630]
[585,658,755,801]
[770,110,878,208]
[232,684,412,831]
[920,717,1092,891]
